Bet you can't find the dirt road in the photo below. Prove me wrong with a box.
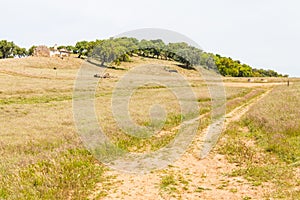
[90,89,273,200]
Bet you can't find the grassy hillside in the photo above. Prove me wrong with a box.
[0,56,298,199]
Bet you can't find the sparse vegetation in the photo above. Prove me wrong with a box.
[0,149,106,199]
[159,171,190,199]
[218,82,300,199]
[244,83,300,164]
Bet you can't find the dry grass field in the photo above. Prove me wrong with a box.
[0,56,299,199]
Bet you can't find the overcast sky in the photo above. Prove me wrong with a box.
[1,0,299,77]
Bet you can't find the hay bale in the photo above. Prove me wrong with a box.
[33,46,50,57]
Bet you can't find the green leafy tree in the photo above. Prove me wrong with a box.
[28,45,37,56]
[238,64,253,77]
[73,37,284,77]
[0,40,15,58]
[138,39,154,57]
[57,45,66,50]
[0,40,27,58]
[13,46,27,58]
[92,39,126,66]
[75,41,89,58]
[66,45,75,52]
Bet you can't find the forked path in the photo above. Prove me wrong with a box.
[224,89,272,122]
[91,89,273,200]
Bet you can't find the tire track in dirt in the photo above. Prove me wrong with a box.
[90,88,273,200]
[198,88,272,159]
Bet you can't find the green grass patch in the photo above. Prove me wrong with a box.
[0,148,106,199]
[160,174,177,189]
[159,172,189,197]
[0,95,72,105]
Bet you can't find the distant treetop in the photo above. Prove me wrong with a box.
[73,37,287,77]
[0,39,287,77]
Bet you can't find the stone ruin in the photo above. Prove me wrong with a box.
[33,45,50,57]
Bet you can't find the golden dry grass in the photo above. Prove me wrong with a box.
[0,56,296,199]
